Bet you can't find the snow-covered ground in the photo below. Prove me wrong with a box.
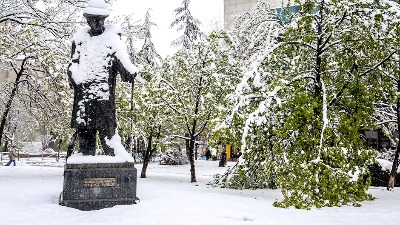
[0,159,398,225]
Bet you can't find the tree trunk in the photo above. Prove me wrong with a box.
[0,88,18,149]
[388,79,400,190]
[388,142,400,190]
[141,132,153,178]
[188,137,196,182]
[141,159,149,178]
[141,125,161,178]
[0,59,27,149]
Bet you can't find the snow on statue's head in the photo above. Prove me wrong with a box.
[83,0,110,18]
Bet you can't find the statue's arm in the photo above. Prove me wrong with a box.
[67,41,78,89]
[115,57,137,83]
[115,34,138,83]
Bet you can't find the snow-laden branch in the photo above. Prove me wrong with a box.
[241,85,282,152]
[284,41,317,52]
[318,79,329,160]
[320,12,347,53]
[320,40,341,54]
[288,74,316,84]
[376,120,397,125]
[193,91,225,138]
[360,50,397,77]
[158,76,187,116]
[159,95,184,116]
[171,135,191,140]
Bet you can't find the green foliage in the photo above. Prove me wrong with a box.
[214,0,399,209]
[159,32,241,139]
[155,32,241,182]
[274,156,375,209]
[269,0,387,208]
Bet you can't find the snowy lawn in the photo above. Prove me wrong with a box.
[0,160,398,225]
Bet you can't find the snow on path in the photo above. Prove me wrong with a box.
[0,160,398,225]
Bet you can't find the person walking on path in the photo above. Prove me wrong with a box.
[205,148,212,160]
[5,145,17,166]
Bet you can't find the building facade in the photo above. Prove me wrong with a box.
[0,65,15,83]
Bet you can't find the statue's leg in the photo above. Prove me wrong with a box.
[99,127,115,156]
[77,128,96,156]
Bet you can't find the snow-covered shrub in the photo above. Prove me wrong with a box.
[213,0,400,209]
[369,159,400,187]
[159,150,188,165]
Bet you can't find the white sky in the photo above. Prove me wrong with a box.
[111,0,224,57]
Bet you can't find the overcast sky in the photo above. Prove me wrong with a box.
[111,0,224,57]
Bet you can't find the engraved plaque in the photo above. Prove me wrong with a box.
[83,178,117,188]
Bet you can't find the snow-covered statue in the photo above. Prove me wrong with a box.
[67,0,138,158]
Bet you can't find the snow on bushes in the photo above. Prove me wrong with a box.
[213,0,400,209]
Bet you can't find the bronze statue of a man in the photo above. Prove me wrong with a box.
[68,0,138,156]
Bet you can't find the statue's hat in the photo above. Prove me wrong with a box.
[83,0,110,17]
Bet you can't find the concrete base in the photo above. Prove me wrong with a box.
[59,162,137,211]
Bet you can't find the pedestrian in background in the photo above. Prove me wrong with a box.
[205,148,212,160]
[5,145,17,166]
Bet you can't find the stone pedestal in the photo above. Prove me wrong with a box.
[59,162,137,211]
